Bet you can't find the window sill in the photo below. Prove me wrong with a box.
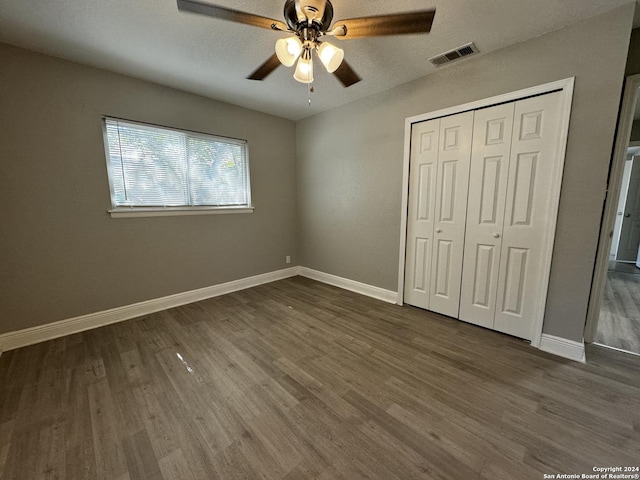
[108,206,255,218]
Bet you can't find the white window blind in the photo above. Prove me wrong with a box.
[103,117,251,209]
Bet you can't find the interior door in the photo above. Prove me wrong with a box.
[611,160,633,258]
[494,91,563,340]
[617,158,640,262]
[459,102,515,329]
[429,111,474,317]
[404,119,440,309]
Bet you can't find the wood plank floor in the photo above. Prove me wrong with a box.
[1,276,639,480]
[596,269,640,354]
[608,260,640,275]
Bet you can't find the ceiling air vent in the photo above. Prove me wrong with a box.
[429,42,479,67]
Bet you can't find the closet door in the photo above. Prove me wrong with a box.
[404,119,440,309]
[494,91,563,340]
[459,103,515,328]
[404,111,473,316]
[429,111,474,317]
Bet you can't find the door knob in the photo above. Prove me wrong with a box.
[436,228,442,233]
[493,233,500,238]
[625,213,631,217]
[618,212,623,216]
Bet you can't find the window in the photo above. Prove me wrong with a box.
[102,117,252,217]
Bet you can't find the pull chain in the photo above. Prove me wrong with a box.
[308,83,314,106]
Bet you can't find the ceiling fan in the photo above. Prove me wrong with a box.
[177,0,436,88]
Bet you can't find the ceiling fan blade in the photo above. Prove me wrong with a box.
[333,60,361,87]
[332,9,435,39]
[247,54,282,81]
[177,0,288,31]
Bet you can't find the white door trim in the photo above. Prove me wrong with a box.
[585,74,640,343]
[398,77,575,348]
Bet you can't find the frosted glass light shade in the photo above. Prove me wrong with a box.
[317,42,344,73]
[293,56,314,83]
[275,37,303,67]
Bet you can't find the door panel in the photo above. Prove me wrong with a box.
[412,238,430,293]
[438,161,458,222]
[417,164,434,221]
[479,156,503,224]
[460,103,515,328]
[429,111,474,317]
[471,244,496,307]
[404,119,440,308]
[494,92,563,340]
[501,247,529,315]
[510,153,537,226]
[624,222,640,251]
[434,239,453,297]
[617,158,640,261]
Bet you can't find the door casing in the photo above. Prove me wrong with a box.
[586,74,640,343]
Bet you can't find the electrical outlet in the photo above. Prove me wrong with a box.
[286,256,291,264]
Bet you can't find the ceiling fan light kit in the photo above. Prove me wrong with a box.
[275,37,303,67]
[293,49,314,83]
[177,0,436,93]
[275,26,343,82]
[317,42,344,73]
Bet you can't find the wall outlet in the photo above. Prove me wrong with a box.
[286,256,291,264]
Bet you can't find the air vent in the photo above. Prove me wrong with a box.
[428,42,479,67]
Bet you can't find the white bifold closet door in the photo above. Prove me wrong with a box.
[459,102,515,329]
[460,91,563,340]
[404,111,473,318]
[405,91,564,341]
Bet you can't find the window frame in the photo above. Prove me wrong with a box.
[101,116,254,218]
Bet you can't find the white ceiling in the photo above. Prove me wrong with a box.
[0,0,635,121]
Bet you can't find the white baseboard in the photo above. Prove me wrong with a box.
[593,342,640,358]
[0,267,300,352]
[299,267,399,304]
[16,265,580,362]
[539,334,586,363]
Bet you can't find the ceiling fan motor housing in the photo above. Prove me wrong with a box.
[284,0,334,31]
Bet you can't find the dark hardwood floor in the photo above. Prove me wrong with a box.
[1,276,639,480]
[597,267,640,355]
[608,260,640,275]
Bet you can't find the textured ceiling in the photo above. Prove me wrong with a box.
[0,0,635,120]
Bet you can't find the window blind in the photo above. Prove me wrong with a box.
[103,118,250,208]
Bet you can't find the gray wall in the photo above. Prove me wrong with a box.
[631,120,640,142]
[625,27,640,76]
[297,5,634,342]
[628,29,640,142]
[0,43,297,335]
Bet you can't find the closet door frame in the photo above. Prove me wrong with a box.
[398,77,575,348]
